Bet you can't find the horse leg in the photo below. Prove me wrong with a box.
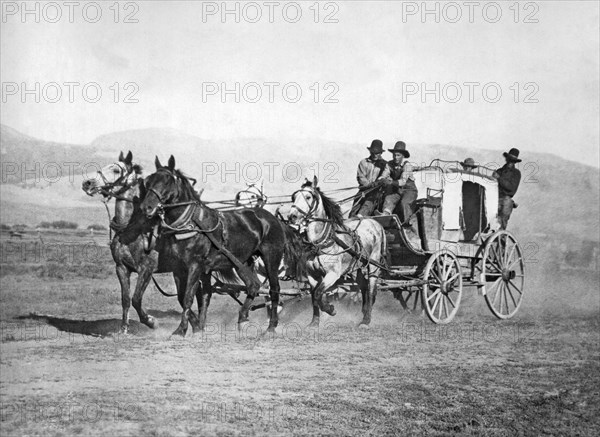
[356,269,370,325]
[307,276,321,328]
[174,270,187,309]
[115,264,131,333]
[172,264,201,337]
[131,265,158,329]
[174,270,200,331]
[262,252,284,333]
[197,272,213,332]
[359,275,378,327]
[236,265,262,329]
[315,271,341,317]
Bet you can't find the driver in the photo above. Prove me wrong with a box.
[350,139,390,217]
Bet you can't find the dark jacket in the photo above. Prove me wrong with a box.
[497,164,521,197]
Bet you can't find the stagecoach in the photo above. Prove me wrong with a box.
[85,153,524,334]
[370,159,525,324]
[207,160,525,325]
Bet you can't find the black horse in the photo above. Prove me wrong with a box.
[140,155,304,336]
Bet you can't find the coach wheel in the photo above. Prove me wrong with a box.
[479,231,525,319]
[422,250,463,324]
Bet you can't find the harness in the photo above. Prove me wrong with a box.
[91,162,178,298]
[291,186,380,276]
[145,169,252,275]
[93,164,141,240]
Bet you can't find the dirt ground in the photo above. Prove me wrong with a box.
[1,232,599,436]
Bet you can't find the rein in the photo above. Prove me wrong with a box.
[145,170,221,235]
[94,166,141,242]
[290,187,321,232]
[291,187,358,256]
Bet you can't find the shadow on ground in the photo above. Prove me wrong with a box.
[17,309,183,337]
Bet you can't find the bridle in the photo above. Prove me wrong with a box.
[144,168,189,216]
[290,187,320,230]
[235,183,267,207]
[90,162,142,241]
[290,186,337,247]
[95,162,141,202]
[290,185,362,262]
[144,168,221,234]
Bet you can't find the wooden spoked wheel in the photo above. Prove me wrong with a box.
[480,231,525,319]
[422,250,463,324]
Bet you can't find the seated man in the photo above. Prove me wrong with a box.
[350,139,390,217]
[382,141,418,232]
[493,148,522,230]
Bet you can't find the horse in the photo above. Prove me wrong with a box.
[82,151,191,333]
[140,155,304,336]
[287,176,387,327]
[235,182,267,208]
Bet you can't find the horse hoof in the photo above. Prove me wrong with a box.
[238,320,249,333]
[171,328,186,337]
[358,322,371,330]
[307,320,320,329]
[145,316,158,329]
[120,325,129,334]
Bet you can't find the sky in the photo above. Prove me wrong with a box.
[1,1,599,166]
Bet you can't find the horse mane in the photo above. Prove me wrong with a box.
[301,181,344,226]
[174,168,201,201]
[156,167,200,202]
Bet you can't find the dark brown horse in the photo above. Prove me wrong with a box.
[140,155,304,336]
[82,151,196,333]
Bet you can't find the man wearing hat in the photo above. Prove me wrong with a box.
[382,141,418,232]
[460,157,478,170]
[350,139,390,217]
[493,148,522,230]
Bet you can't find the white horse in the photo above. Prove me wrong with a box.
[287,177,387,327]
[235,182,267,208]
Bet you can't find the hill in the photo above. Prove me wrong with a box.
[1,125,598,247]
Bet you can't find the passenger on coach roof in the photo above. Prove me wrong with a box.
[460,157,478,171]
[350,139,390,217]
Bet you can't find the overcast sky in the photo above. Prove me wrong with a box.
[1,1,598,165]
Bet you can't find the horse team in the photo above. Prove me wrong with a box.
[82,151,386,336]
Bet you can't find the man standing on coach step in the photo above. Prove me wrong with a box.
[493,148,522,230]
[350,139,390,217]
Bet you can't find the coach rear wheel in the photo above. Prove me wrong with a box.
[422,250,463,324]
[480,231,524,319]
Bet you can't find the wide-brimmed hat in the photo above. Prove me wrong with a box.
[388,141,410,158]
[503,148,522,163]
[367,139,384,154]
[460,157,478,169]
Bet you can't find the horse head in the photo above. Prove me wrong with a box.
[140,155,178,218]
[288,176,325,230]
[81,150,142,197]
[141,155,199,219]
[235,182,267,208]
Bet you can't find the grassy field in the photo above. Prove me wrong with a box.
[1,229,599,436]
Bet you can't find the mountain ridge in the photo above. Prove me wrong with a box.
[1,125,598,244]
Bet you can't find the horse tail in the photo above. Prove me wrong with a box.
[282,224,306,280]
